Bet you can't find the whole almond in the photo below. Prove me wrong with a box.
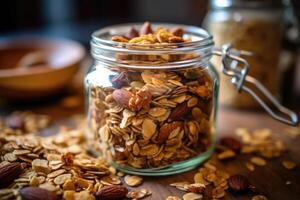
[110,72,129,89]
[95,185,128,200]
[169,102,190,121]
[168,36,184,43]
[140,21,152,35]
[112,89,133,109]
[228,174,250,193]
[20,187,57,200]
[0,162,22,188]
[170,27,184,37]
[157,121,183,144]
[125,27,139,39]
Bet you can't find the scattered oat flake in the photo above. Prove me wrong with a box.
[194,173,208,185]
[39,182,57,192]
[3,153,17,162]
[60,96,82,108]
[284,127,300,138]
[286,181,292,185]
[54,174,72,185]
[251,157,266,166]
[117,171,125,177]
[217,150,236,160]
[182,192,203,200]
[124,175,143,187]
[282,160,297,170]
[170,182,189,191]
[32,159,51,174]
[166,196,182,200]
[252,195,268,200]
[47,169,66,178]
[0,189,14,195]
[126,188,151,199]
[246,162,255,171]
[241,146,256,154]
[13,149,30,155]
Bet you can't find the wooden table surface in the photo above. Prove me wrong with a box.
[0,95,300,200]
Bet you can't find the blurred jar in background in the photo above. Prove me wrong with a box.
[204,0,284,108]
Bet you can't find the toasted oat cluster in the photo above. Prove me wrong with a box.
[88,22,213,169]
[111,21,186,44]
[111,22,194,64]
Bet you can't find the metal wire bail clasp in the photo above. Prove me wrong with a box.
[213,44,299,126]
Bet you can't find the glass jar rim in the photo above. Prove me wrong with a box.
[91,23,215,70]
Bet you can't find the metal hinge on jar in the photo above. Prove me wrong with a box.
[213,44,298,126]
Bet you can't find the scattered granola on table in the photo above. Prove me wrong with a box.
[0,111,50,134]
[0,113,299,199]
[236,128,287,159]
[170,161,229,199]
[168,127,298,199]
[0,112,145,200]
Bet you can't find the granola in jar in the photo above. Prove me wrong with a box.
[86,22,218,174]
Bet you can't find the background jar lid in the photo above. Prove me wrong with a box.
[210,0,284,9]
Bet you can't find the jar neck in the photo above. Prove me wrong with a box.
[91,23,214,70]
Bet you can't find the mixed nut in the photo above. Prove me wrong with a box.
[87,22,214,169]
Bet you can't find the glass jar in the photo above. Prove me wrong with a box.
[204,0,284,108]
[85,23,298,176]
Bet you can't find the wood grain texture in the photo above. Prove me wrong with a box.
[0,99,299,200]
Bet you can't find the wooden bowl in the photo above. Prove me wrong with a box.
[0,38,85,99]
